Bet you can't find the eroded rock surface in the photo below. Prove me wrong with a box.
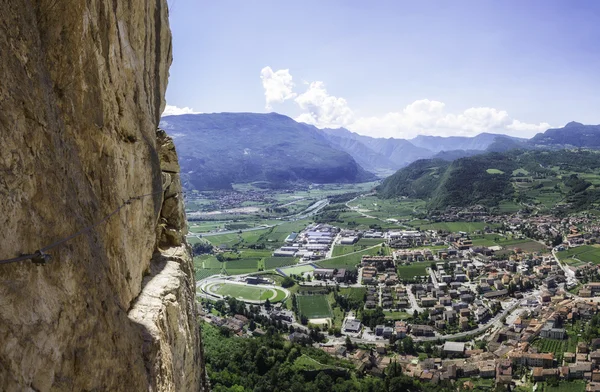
[0,1,203,391]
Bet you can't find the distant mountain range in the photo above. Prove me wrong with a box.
[160,112,600,191]
[324,122,600,174]
[159,113,375,190]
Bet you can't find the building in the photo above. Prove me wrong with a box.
[344,319,362,333]
[420,297,437,307]
[340,236,358,245]
[285,232,299,243]
[511,353,554,368]
[313,268,334,279]
[540,326,566,340]
[443,341,465,356]
[480,361,496,378]
[273,249,297,257]
[334,269,347,282]
[412,325,435,337]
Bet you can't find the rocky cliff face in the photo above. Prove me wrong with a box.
[0,1,203,391]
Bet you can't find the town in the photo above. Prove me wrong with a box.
[193,199,600,391]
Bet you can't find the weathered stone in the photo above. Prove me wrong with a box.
[157,129,182,173]
[0,1,204,391]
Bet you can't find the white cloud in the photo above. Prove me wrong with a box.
[260,66,297,109]
[162,104,201,116]
[260,67,550,138]
[348,103,550,138]
[293,81,354,128]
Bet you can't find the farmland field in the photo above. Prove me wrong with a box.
[194,255,224,281]
[224,258,260,273]
[501,239,547,253]
[317,246,383,270]
[297,295,332,319]
[496,201,521,213]
[471,238,498,247]
[264,257,298,270]
[532,334,579,363]
[416,221,494,233]
[356,238,386,246]
[397,263,429,279]
[347,196,427,220]
[204,228,271,247]
[557,245,600,264]
[562,258,587,267]
[259,219,311,245]
[332,242,385,256]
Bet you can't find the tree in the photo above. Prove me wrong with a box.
[281,276,295,288]
[552,234,563,247]
[264,298,271,310]
[345,336,354,351]
[216,253,225,262]
[192,240,213,255]
[401,336,415,354]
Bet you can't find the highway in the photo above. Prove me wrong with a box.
[189,198,330,238]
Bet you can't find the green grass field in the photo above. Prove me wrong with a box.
[259,219,311,245]
[280,264,315,276]
[194,255,224,281]
[331,242,385,256]
[297,295,332,319]
[562,258,587,267]
[209,282,272,301]
[347,196,427,220]
[292,354,335,371]
[557,245,600,264]
[204,228,271,247]
[339,287,366,302]
[264,257,298,269]
[486,168,505,174]
[541,380,586,392]
[501,239,547,253]
[397,263,429,279]
[496,201,522,213]
[356,238,386,246]
[533,333,579,364]
[224,258,260,272]
[317,246,383,270]
[416,221,494,233]
[207,282,287,302]
[383,311,411,320]
[471,238,498,247]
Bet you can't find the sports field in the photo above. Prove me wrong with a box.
[205,281,288,302]
[397,263,429,279]
[297,295,332,319]
[280,264,315,276]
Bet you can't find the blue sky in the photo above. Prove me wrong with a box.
[164,0,600,139]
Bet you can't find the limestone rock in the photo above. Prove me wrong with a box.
[0,1,204,391]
